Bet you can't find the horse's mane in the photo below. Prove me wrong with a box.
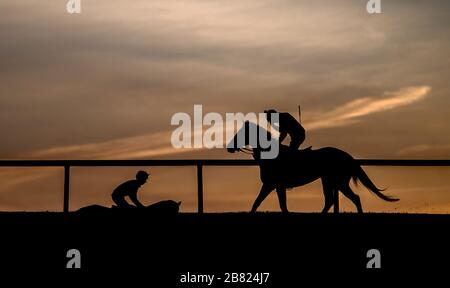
[244,121,275,148]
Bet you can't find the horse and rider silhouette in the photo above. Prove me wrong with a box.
[227,109,399,213]
[79,109,398,214]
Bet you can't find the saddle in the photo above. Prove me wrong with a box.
[278,145,313,160]
[259,146,315,188]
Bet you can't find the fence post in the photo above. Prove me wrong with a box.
[334,190,339,214]
[64,165,70,213]
[197,163,204,213]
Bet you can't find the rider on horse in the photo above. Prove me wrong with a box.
[264,109,306,152]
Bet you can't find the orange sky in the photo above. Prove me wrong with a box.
[1,0,450,213]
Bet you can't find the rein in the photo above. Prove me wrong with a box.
[238,147,254,155]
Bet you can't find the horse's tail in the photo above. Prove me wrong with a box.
[352,166,399,202]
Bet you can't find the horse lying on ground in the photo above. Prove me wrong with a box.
[76,200,181,215]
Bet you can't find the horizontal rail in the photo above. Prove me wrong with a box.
[1,159,450,167]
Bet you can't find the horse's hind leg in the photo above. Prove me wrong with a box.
[340,184,363,213]
[321,179,334,214]
[276,185,289,213]
[251,183,274,213]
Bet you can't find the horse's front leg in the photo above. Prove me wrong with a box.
[276,185,289,213]
[251,183,274,213]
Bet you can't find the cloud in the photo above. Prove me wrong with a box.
[397,144,450,156]
[22,86,431,160]
[24,123,231,160]
[305,86,432,130]
[1,0,447,157]
[0,168,57,191]
[25,130,185,160]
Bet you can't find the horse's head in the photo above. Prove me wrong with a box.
[226,121,250,153]
[226,120,279,159]
[227,121,244,153]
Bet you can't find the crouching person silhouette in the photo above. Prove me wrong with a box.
[111,170,149,208]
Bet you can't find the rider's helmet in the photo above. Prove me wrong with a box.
[136,170,150,181]
[264,109,278,123]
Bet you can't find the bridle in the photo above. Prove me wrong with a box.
[238,147,254,155]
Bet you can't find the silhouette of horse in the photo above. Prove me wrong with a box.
[77,200,181,214]
[227,121,399,213]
